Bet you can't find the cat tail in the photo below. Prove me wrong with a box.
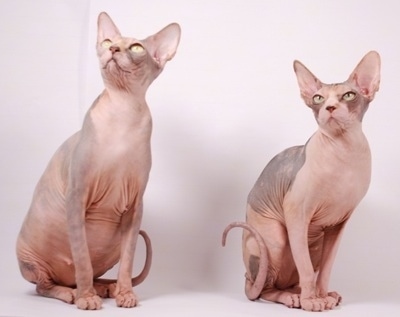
[222,222,268,301]
[94,230,152,287]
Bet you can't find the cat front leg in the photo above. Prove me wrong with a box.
[285,214,327,311]
[315,222,347,309]
[113,200,144,308]
[66,179,102,310]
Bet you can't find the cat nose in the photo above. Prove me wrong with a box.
[326,105,336,113]
[109,45,120,54]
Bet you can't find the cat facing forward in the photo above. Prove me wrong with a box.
[223,51,380,311]
[16,12,180,310]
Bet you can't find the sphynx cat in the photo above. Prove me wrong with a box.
[223,51,380,311]
[16,12,180,310]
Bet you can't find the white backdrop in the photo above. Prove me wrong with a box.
[1,0,399,316]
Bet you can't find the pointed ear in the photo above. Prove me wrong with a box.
[145,23,181,68]
[347,51,381,100]
[97,12,121,43]
[293,60,323,101]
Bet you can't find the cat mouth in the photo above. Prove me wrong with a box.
[326,117,348,132]
[104,58,131,74]
[327,116,340,125]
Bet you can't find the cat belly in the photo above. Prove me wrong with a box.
[17,204,123,286]
[49,230,121,286]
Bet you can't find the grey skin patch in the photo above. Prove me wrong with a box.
[18,260,38,284]
[249,255,260,282]
[248,145,307,217]
[20,260,36,272]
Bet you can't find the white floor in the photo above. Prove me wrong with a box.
[2,285,399,317]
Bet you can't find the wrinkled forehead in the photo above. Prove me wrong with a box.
[317,82,354,95]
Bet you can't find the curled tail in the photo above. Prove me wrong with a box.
[95,230,152,286]
[222,222,268,301]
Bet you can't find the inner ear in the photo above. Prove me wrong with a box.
[347,51,381,100]
[97,12,121,43]
[144,23,181,68]
[293,60,323,100]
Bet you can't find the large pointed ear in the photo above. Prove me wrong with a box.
[145,23,181,68]
[293,60,323,101]
[97,12,121,43]
[347,51,381,100]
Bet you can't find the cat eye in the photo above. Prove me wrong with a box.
[312,94,325,104]
[129,43,145,53]
[101,39,113,49]
[342,91,356,101]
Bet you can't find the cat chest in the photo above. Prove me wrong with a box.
[72,129,152,217]
[92,126,152,175]
[284,156,371,226]
[86,171,148,218]
[297,136,372,201]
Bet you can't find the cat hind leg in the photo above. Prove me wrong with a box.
[260,285,301,308]
[18,259,75,304]
[19,258,103,309]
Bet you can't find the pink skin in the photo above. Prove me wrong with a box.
[223,51,380,312]
[16,12,180,310]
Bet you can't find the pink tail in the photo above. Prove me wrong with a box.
[222,222,268,300]
[95,230,152,286]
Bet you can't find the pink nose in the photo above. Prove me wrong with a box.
[326,105,336,113]
[110,46,120,53]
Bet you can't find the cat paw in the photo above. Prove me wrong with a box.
[94,282,117,298]
[283,294,301,308]
[325,291,342,309]
[115,290,137,308]
[36,284,75,304]
[60,290,75,304]
[300,297,327,312]
[75,294,102,310]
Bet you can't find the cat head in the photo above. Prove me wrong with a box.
[293,51,380,136]
[96,12,181,92]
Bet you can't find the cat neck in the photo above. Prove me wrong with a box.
[314,125,370,154]
[100,64,156,100]
[87,89,151,136]
[99,87,148,112]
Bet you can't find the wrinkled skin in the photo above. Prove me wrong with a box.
[223,51,380,312]
[16,12,180,310]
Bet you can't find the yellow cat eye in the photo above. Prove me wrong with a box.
[101,39,112,49]
[312,94,325,104]
[130,43,145,53]
[342,91,356,101]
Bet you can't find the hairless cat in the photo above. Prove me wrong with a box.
[223,51,380,312]
[16,12,180,310]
